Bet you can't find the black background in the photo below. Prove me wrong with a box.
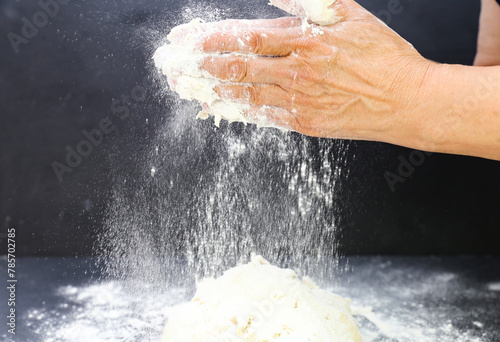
[1,0,499,257]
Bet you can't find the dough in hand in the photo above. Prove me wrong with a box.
[154,19,280,128]
[162,255,361,342]
[153,0,340,127]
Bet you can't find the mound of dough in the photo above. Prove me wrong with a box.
[163,255,361,342]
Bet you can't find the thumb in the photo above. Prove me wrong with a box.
[269,0,307,18]
[270,0,363,25]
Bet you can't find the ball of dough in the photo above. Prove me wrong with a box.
[163,255,361,342]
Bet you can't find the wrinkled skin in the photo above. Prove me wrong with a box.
[269,0,308,18]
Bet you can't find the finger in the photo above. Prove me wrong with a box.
[200,27,302,56]
[199,100,295,130]
[201,55,292,84]
[270,0,356,26]
[244,105,299,130]
[200,17,302,30]
[214,83,293,108]
[168,17,302,45]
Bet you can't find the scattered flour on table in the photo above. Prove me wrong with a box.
[488,282,500,291]
[23,281,184,342]
[19,266,493,342]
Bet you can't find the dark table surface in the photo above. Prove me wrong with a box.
[1,256,499,342]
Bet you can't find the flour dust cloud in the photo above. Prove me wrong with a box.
[100,2,351,290]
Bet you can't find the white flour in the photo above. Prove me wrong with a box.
[20,265,492,342]
[154,19,278,128]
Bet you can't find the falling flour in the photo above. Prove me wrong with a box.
[151,2,354,340]
[162,255,361,342]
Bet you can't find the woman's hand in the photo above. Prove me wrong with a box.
[193,0,434,149]
[166,0,500,160]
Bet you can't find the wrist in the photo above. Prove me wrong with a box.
[387,58,442,152]
[402,61,470,154]
[407,61,455,153]
[408,62,500,159]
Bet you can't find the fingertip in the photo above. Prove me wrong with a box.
[198,32,223,53]
[213,84,234,101]
[212,84,226,100]
[245,105,296,130]
[167,18,205,45]
[199,55,217,78]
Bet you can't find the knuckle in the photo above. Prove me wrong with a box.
[296,71,317,90]
[214,34,228,51]
[245,85,261,104]
[297,37,321,52]
[247,31,264,54]
[226,58,248,82]
[299,68,315,82]
[289,63,321,93]
[288,56,314,81]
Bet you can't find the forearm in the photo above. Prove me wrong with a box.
[412,63,500,160]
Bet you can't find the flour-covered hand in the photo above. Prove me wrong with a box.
[199,0,433,148]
